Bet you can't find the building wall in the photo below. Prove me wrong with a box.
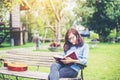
[10,4,23,45]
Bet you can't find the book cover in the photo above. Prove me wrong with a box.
[53,51,78,61]
[64,51,78,60]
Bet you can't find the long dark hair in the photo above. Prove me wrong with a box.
[64,28,84,52]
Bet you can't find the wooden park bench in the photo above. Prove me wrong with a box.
[0,51,86,80]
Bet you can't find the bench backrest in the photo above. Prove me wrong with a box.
[3,52,61,68]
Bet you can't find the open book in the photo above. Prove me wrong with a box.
[53,51,78,61]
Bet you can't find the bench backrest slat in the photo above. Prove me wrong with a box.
[3,52,61,68]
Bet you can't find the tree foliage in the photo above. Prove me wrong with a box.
[73,0,95,27]
[0,0,11,21]
[74,0,120,42]
[20,0,76,42]
[1,0,76,43]
[20,0,70,42]
[89,0,120,41]
[0,0,24,21]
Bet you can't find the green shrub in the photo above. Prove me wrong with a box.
[90,32,99,40]
[107,30,116,39]
[116,31,120,37]
[107,30,116,43]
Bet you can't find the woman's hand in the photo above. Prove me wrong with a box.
[60,57,74,64]
[61,57,80,64]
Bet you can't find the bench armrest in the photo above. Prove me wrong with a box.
[77,63,87,69]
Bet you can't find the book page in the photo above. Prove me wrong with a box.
[53,55,63,61]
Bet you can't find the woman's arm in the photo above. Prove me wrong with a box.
[61,44,89,65]
[78,44,89,65]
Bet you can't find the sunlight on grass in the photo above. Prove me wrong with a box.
[0,42,35,50]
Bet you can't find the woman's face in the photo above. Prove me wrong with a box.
[68,33,76,45]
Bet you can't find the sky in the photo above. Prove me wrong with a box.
[66,0,76,11]
[63,0,76,17]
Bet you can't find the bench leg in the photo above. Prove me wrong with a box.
[80,69,84,80]
[37,66,39,71]
[1,74,5,80]
[16,76,19,80]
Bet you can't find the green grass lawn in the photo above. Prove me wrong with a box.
[0,42,35,50]
[0,42,120,80]
[84,43,120,80]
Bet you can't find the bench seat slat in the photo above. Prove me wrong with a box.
[0,67,48,79]
[0,68,80,80]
